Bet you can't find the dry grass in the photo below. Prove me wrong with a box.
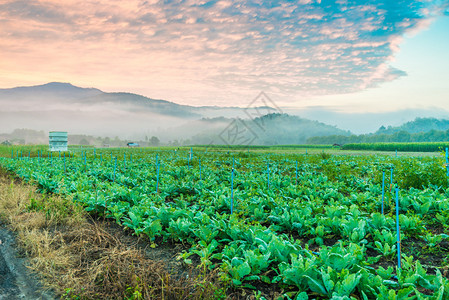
[0,168,226,299]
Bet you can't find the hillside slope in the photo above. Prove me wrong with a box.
[375,117,449,134]
[160,113,351,145]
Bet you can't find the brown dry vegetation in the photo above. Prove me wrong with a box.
[0,168,226,299]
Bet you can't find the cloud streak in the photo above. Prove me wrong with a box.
[0,0,448,105]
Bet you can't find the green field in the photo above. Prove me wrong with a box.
[342,142,449,153]
[1,145,449,298]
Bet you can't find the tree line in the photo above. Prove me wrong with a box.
[307,129,449,145]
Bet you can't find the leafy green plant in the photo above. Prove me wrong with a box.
[243,249,272,275]
[276,253,318,290]
[370,212,392,231]
[341,218,367,243]
[398,214,423,234]
[190,239,220,271]
[221,257,253,286]
[373,229,397,258]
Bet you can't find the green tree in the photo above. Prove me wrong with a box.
[149,136,160,146]
[79,138,90,145]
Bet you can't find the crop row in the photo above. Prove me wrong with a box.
[342,142,449,153]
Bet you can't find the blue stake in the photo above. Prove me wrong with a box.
[295,161,298,185]
[446,148,449,176]
[59,151,61,158]
[395,188,401,269]
[113,157,117,183]
[381,171,385,214]
[267,161,270,189]
[199,158,202,181]
[156,154,159,193]
[64,153,66,173]
[231,157,235,214]
[390,167,394,192]
[395,149,397,157]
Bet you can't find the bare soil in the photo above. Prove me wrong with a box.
[0,227,54,299]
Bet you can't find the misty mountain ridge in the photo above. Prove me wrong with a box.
[307,117,449,145]
[1,113,351,146]
[78,92,201,118]
[2,82,449,144]
[156,113,351,145]
[375,117,449,135]
[0,82,283,140]
[0,82,278,118]
[286,107,449,134]
[0,82,103,102]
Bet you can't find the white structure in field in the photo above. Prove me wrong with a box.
[49,131,68,151]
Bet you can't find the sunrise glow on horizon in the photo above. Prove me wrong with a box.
[1,0,448,111]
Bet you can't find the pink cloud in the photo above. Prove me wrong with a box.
[0,0,446,106]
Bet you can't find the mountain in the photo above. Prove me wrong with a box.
[284,107,449,134]
[375,117,449,134]
[307,116,449,144]
[0,82,201,117]
[158,113,351,145]
[0,82,209,137]
[0,82,288,140]
[246,113,351,145]
[0,82,353,145]
[0,82,103,103]
[76,92,201,118]
[0,82,280,118]
[3,82,449,141]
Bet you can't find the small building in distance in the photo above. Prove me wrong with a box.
[49,131,68,152]
[127,142,139,147]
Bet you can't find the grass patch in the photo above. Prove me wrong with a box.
[0,167,225,299]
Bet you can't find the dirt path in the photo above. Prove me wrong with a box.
[0,228,54,300]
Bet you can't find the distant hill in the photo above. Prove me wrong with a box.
[159,113,351,145]
[249,113,351,145]
[0,82,278,118]
[2,82,449,141]
[0,82,201,118]
[307,117,449,145]
[284,107,449,134]
[375,117,449,134]
[78,92,201,118]
[0,82,281,138]
[0,82,103,103]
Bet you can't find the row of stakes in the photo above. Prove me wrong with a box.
[10,147,449,270]
[234,149,449,270]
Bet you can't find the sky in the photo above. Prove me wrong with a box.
[0,0,448,111]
